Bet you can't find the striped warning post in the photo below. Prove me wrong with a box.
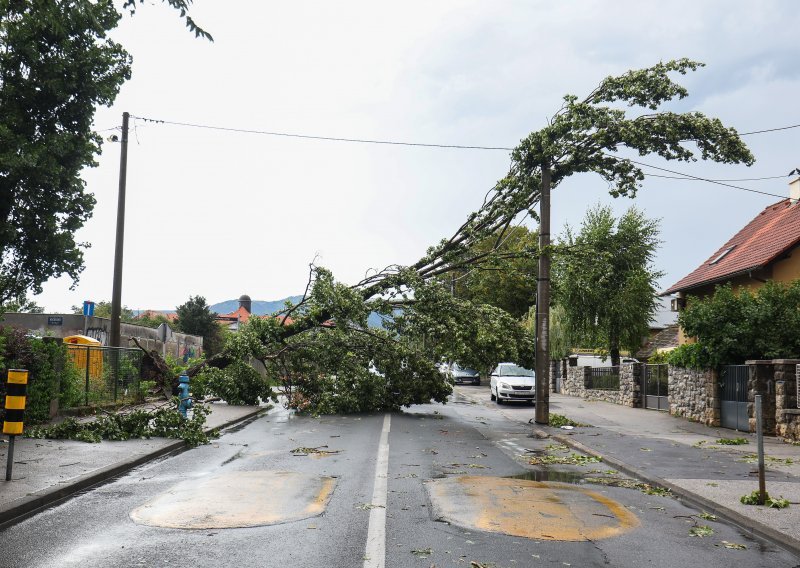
[3,369,28,435]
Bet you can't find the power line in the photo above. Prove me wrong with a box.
[616,156,787,199]
[740,123,800,136]
[130,115,514,151]
[640,172,788,182]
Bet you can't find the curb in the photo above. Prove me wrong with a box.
[536,426,800,558]
[0,406,266,530]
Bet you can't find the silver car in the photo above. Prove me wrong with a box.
[490,363,535,405]
[449,363,481,385]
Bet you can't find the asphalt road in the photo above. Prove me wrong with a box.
[1,388,798,568]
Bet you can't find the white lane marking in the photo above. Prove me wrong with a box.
[363,413,391,568]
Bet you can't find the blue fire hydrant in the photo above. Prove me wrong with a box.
[177,373,192,418]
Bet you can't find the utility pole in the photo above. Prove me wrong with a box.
[110,112,130,348]
[534,166,551,424]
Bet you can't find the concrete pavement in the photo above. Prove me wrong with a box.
[456,385,800,557]
[0,402,266,528]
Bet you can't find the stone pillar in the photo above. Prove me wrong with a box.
[746,360,777,435]
[631,363,644,408]
[706,368,721,427]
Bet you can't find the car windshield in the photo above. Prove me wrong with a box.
[498,364,535,377]
[453,364,477,373]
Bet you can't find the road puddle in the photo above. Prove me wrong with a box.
[507,470,585,484]
[130,471,336,529]
[426,475,639,541]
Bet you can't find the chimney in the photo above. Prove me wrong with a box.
[238,294,252,314]
[791,177,800,205]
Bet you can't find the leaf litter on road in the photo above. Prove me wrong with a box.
[290,445,341,456]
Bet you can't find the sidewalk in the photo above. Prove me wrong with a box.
[0,402,265,528]
[545,394,800,555]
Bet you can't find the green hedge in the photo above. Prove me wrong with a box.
[0,327,83,425]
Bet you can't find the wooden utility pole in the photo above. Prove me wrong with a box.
[534,166,551,424]
[110,112,130,348]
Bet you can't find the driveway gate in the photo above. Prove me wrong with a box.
[644,364,669,411]
[720,365,749,431]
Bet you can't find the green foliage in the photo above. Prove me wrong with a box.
[646,350,670,364]
[176,295,225,355]
[0,327,83,424]
[0,0,131,305]
[1,295,43,313]
[716,437,748,445]
[689,525,714,537]
[446,226,538,319]
[554,205,662,365]
[666,343,713,369]
[26,403,214,447]
[196,362,275,406]
[740,490,790,508]
[679,281,800,365]
[548,413,587,427]
[70,301,137,323]
[122,0,213,41]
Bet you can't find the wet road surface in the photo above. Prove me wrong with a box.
[1,392,798,567]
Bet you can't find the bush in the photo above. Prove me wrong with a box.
[0,327,84,424]
[666,343,713,370]
[679,281,800,365]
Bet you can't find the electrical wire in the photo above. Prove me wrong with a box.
[130,115,514,151]
[638,172,788,182]
[615,156,787,199]
[740,123,800,136]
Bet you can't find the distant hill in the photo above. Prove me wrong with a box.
[210,295,391,329]
[210,296,304,316]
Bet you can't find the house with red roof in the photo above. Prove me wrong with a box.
[664,177,800,342]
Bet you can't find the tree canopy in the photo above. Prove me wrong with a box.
[555,205,662,365]
[175,295,224,355]
[447,226,538,319]
[0,0,131,305]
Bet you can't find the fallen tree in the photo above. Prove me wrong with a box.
[139,59,753,414]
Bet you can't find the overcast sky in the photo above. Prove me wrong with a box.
[34,0,800,313]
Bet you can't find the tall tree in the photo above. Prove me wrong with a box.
[71,300,135,322]
[555,205,662,366]
[175,295,223,355]
[0,1,209,306]
[0,0,131,305]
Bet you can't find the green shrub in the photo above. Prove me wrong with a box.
[0,327,84,424]
[666,343,713,370]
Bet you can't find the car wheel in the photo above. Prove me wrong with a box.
[496,390,503,405]
[490,390,496,401]
[527,399,535,406]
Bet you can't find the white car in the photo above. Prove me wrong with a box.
[490,363,535,405]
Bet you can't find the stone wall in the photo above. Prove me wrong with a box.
[667,366,718,426]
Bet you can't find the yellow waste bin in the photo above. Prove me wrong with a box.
[64,335,103,379]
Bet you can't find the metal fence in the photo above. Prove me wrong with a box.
[65,345,144,406]
[586,366,620,390]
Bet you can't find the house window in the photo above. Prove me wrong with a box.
[709,245,736,265]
